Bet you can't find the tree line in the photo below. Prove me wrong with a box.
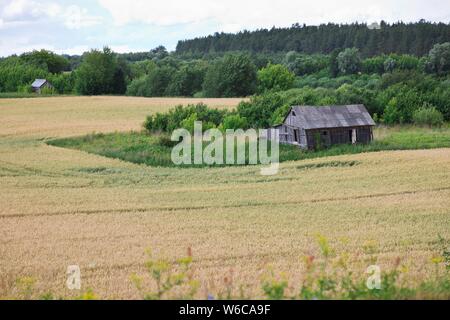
[176,21,450,57]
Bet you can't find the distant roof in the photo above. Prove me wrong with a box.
[291,105,375,129]
[31,79,47,88]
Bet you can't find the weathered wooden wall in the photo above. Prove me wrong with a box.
[305,126,373,149]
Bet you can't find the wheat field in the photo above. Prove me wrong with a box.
[0,96,449,299]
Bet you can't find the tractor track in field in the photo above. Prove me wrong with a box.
[2,186,450,219]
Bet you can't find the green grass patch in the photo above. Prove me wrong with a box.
[46,125,450,168]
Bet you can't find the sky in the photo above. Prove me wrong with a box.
[0,0,449,57]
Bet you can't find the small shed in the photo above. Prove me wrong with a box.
[268,105,376,149]
[31,79,52,94]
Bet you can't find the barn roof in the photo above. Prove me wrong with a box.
[291,105,375,130]
[31,79,47,88]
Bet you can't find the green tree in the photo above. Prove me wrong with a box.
[130,60,157,79]
[427,42,450,75]
[112,57,130,94]
[0,55,49,92]
[362,55,385,74]
[284,52,328,76]
[21,49,69,74]
[75,47,119,95]
[203,53,257,97]
[337,48,362,75]
[126,65,174,97]
[257,64,295,93]
[236,91,286,128]
[166,61,207,96]
[329,49,340,77]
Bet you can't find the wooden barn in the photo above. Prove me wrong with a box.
[268,105,376,149]
[31,79,52,94]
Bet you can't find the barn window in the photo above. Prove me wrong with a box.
[292,111,296,116]
[322,131,328,136]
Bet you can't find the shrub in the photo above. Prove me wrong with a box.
[257,63,295,93]
[221,114,249,130]
[413,104,444,127]
[40,86,56,95]
[383,98,401,124]
[380,85,423,123]
[155,134,178,147]
[18,84,33,93]
[144,103,228,133]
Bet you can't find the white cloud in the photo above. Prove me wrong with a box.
[98,0,450,30]
[0,0,102,30]
[0,36,56,56]
[63,5,102,29]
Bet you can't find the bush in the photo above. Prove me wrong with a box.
[156,134,178,147]
[413,104,444,127]
[257,63,295,93]
[18,84,33,93]
[221,114,249,130]
[40,86,56,95]
[383,98,401,124]
[144,103,228,133]
[380,85,423,123]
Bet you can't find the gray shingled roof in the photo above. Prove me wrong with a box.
[31,79,47,88]
[291,105,375,130]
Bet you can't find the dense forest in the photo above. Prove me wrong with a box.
[176,21,450,57]
[1,21,450,126]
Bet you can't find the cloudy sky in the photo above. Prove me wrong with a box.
[0,0,449,57]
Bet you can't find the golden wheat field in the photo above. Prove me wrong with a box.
[0,96,449,299]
